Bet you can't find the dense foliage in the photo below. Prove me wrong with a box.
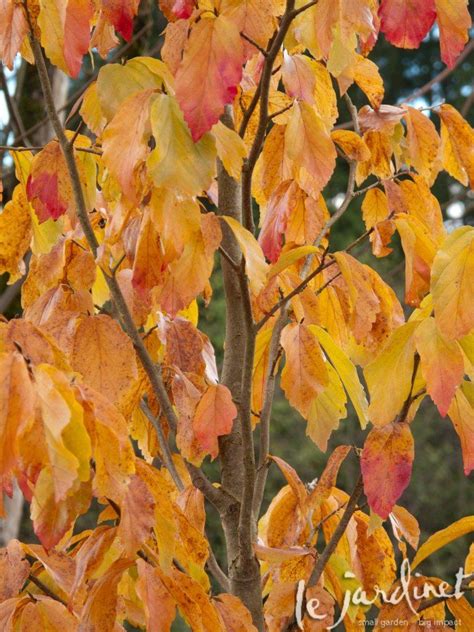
[0,0,473,630]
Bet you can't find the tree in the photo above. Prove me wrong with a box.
[0,0,473,629]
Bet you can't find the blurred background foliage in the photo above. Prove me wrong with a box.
[0,2,473,619]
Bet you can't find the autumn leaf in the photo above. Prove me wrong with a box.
[285,101,337,199]
[101,0,140,41]
[403,106,441,182]
[0,540,30,602]
[0,0,27,69]
[175,14,243,141]
[26,142,73,223]
[280,322,329,419]
[412,515,474,569]
[136,558,177,632]
[69,315,138,405]
[379,0,436,49]
[222,215,268,292]
[193,384,237,460]
[435,0,471,68]
[38,0,93,78]
[448,382,474,476]
[364,322,419,426]
[147,94,217,197]
[310,325,369,429]
[0,186,32,283]
[102,89,155,201]
[415,317,464,416]
[431,226,474,340]
[361,421,415,519]
[438,104,474,189]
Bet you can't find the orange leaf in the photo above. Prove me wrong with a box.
[70,315,138,405]
[0,540,30,602]
[448,382,474,476]
[361,421,414,519]
[280,322,329,418]
[193,384,237,460]
[175,15,243,141]
[0,0,27,69]
[136,559,176,632]
[285,101,337,198]
[415,317,464,416]
[435,0,471,68]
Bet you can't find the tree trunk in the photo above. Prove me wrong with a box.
[217,107,264,630]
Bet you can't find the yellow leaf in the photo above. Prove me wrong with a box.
[439,104,474,188]
[412,516,474,570]
[331,130,371,162]
[404,106,441,183]
[353,54,384,109]
[364,322,419,426]
[222,215,268,293]
[306,362,347,452]
[268,245,319,278]
[361,187,393,258]
[147,94,217,197]
[310,325,369,429]
[0,186,32,283]
[431,225,474,340]
[355,130,393,185]
[213,120,247,181]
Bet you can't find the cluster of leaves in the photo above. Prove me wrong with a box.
[0,0,474,630]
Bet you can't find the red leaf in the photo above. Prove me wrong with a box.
[379,0,436,49]
[361,421,414,519]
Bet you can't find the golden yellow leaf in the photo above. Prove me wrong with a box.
[147,94,217,197]
[364,322,419,426]
[439,104,474,188]
[70,315,138,405]
[213,120,247,181]
[404,106,441,183]
[412,515,474,570]
[0,186,32,283]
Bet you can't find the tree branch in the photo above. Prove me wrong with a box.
[240,0,296,233]
[140,398,185,492]
[308,475,364,588]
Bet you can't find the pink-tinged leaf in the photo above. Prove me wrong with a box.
[0,0,28,69]
[63,0,94,78]
[26,142,72,223]
[159,0,195,20]
[193,384,237,459]
[435,0,471,68]
[102,0,140,41]
[448,382,474,476]
[258,181,292,263]
[379,0,436,49]
[415,317,464,417]
[361,421,414,519]
[175,15,243,141]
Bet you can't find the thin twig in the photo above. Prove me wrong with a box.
[140,398,185,492]
[240,32,268,57]
[252,309,287,517]
[308,475,364,587]
[402,39,474,104]
[0,144,102,155]
[206,548,231,593]
[27,573,68,606]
